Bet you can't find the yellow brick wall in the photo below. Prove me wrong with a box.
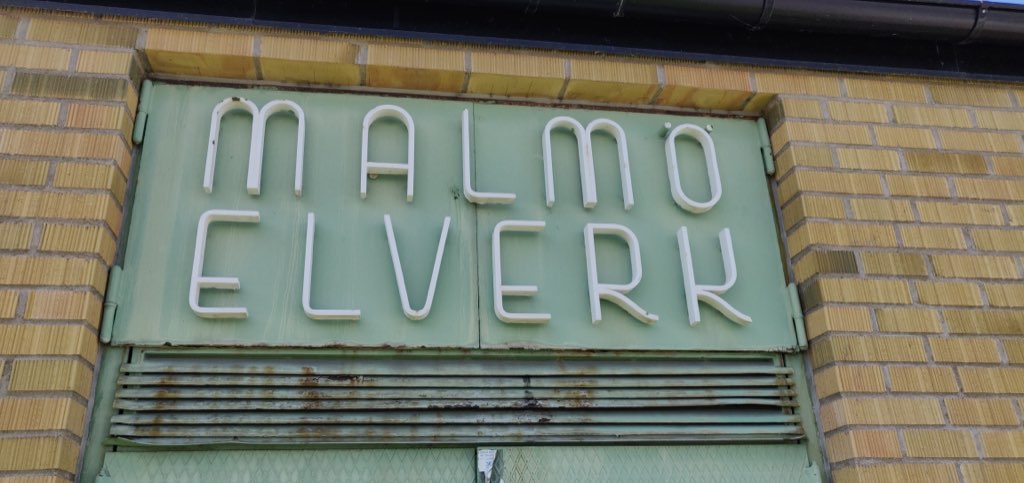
[1,6,1023,481]
[0,11,139,481]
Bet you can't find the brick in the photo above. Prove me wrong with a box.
[656,64,752,110]
[905,150,988,174]
[468,50,564,99]
[963,464,1024,483]
[886,174,951,197]
[960,367,1024,393]
[992,156,1024,177]
[0,290,17,318]
[0,222,31,250]
[845,78,927,102]
[1011,205,1024,226]
[946,398,1020,426]
[947,309,1024,335]
[26,18,138,47]
[0,159,48,186]
[998,420,1024,449]
[76,50,136,77]
[0,99,61,126]
[893,105,972,128]
[819,397,943,431]
[563,57,659,103]
[0,397,86,435]
[66,103,135,146]
[833,464,958,483]
[778,171,883,204]
[0,324,97,363]
[25,290,103,327]
[931,84,1013,107]
[787,222,897,255]
[972,229,1024,252]
[365,44,465,93]
[259,35,360,86]
[54,162,127,204]
[811,335,926,368]
[40,223,118,265]
[987,283,1024,308]
[862,252,926,276]
[917,201,1003,225]
[779,98,823,119]
[0,128,131,175]
[12,72,137,109]
[1004,339,1024,364]
[874,126,936,149]
[0,437,79,472]
[146,28,256,79]
[899,226,967,249]
[827,429,901,462]
[0,15,16,39]
[889,366,959,393]
[815,365,886,399]
[876,307,942,333]
[774,145,833,176]
[742,92,774,113]
[781,195,845,229]
[0,191,121,234]
[771,121,873,149]
[976,110,1024,131]
[932,254,1019,280]
[930,337,1001,363]
[904,429,978,457]
[828,100,888,123]
[0,256,107,292]
[940,130,1022,153]
[850,199,915,222]
[755,71,841,96]
[9,359,93,398]
[917,281,984,307]
[804,305,873,339]
[837,148,901,171]
[793,250,858,283]
[0,44,71,70]
[804,279,912,307]
[955,178,1024,201]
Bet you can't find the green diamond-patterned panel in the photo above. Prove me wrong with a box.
[99,449,473,483]
[480,445,820,483]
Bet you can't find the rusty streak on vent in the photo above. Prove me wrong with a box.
[109,350,804,446]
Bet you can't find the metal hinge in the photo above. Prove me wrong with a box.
[100,265,123,343]
[131,79,154,145]
[787,282,808,350]
[757,118,776,176]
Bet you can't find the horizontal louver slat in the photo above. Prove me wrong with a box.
[110,352,804,446]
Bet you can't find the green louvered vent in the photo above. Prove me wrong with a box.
[109,351,804,446]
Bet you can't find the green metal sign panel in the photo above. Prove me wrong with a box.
[112,83,795,351]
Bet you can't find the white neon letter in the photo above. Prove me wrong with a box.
[676,227,751,326]
[302,213,361,320]
[492,220,550,324]
[542,117,634,210]
[384,215,451,320]
[462,109,515,204]
[583,223,658,325]
[665,123,723,213]
[204,97,259,194]
[361,105,415,202]
[189,209,260,318]
[249,100,306,197]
